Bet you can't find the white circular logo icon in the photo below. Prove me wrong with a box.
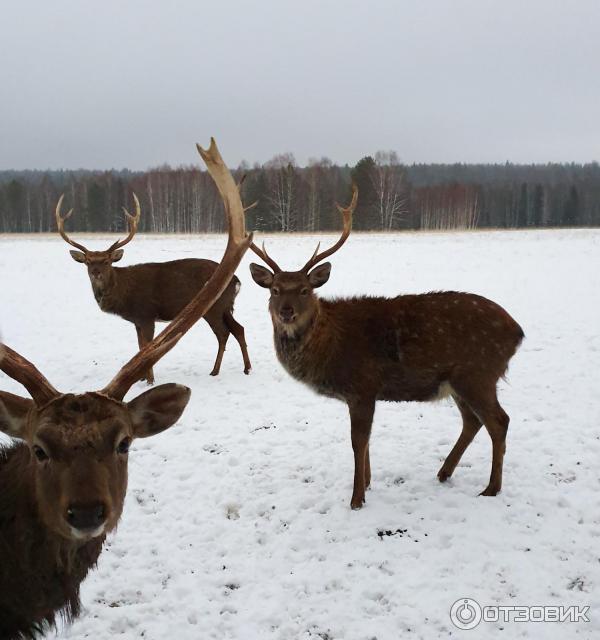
[450,598,482,630]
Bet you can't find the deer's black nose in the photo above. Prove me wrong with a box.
[66,503,106,531]
[280,306,295,321]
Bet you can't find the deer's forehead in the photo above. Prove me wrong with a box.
[86,252,111,262]
[36,393,128,445]
[274,272,309,289]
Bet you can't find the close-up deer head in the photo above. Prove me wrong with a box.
[249,185,358,335]
[56,193,141,301]
[0,359,190,542]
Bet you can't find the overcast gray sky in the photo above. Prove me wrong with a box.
[1,0,598,170]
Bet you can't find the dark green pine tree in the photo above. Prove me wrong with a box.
[517,182,529,227]
[242,169,270,232]
[350,156,378,230]
[6,179,26,231]
[532,184,544,226]
[563,185,580,226]
[87,181,107,231]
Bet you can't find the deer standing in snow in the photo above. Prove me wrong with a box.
[56,189,251,383]
[0,139,252,639]
[249,185,524,509]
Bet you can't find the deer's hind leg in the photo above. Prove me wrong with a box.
[224,310,251,374]
[135,322,155,384]
[478,400,509,496]
[449,378,509,496]
[437,395,482,483]
[205,312,230,377]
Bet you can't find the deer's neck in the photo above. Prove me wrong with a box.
[0,442,104,638]
[91,268,123,312]
[272,302,338,393]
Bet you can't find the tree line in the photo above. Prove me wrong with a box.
[0,154,599,233]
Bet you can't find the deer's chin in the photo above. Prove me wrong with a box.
[92,285,105,302]
[68,523,106,542]
[271,314,295,334]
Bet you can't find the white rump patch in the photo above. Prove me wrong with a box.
[433,381,454,401]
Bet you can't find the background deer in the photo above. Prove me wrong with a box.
[249,185,524,509]
[0,139,252,640]
[56,193,251,383]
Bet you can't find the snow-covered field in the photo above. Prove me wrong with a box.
[1,229,599,640]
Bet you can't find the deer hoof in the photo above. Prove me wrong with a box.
[209,370,219,377]
[479,486,500,497]
[350,496,365,510]
[437,469,451,483]
[244,367,251,375]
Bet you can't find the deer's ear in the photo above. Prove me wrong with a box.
[0,391,33,438]
[127,384,191,438]
[69,250,87,263]
[110,249,124,263]
[250,263,274,288]
[308,262,331,288]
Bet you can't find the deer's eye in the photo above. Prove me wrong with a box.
[116,438,131,455]
[272,287,280,296]
[300,288,310,296]
[33,445,49,462]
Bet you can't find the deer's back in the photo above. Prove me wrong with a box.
[110,258,238,322]
[386,291,523,397]
[277,291,523,403]
[0,443,103,639]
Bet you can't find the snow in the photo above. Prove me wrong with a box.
[1,229,599,640]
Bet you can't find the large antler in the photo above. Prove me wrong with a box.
[100,138,253,400]
[55,195,90,253]
[0,344,60,405]
[301,184,358,273]
[107,193,141,253]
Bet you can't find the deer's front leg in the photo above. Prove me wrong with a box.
[348,397,375,510]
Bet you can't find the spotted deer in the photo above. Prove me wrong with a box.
[0,139,252,639]
[56,190,251,383]
[249,185,524,509]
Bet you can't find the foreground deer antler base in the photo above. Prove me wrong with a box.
[0,138,252,639]
[249,186,524,509]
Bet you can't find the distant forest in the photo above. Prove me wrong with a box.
[1,153,599,233]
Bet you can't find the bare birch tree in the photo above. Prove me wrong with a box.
[372,151,408,230]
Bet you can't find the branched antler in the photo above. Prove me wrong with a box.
[0,345,59,405]
[247,184,358,274]
[249,242,282,273]
[301,183,358,273]
[107,194,142,253]
[55,195,90,253]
